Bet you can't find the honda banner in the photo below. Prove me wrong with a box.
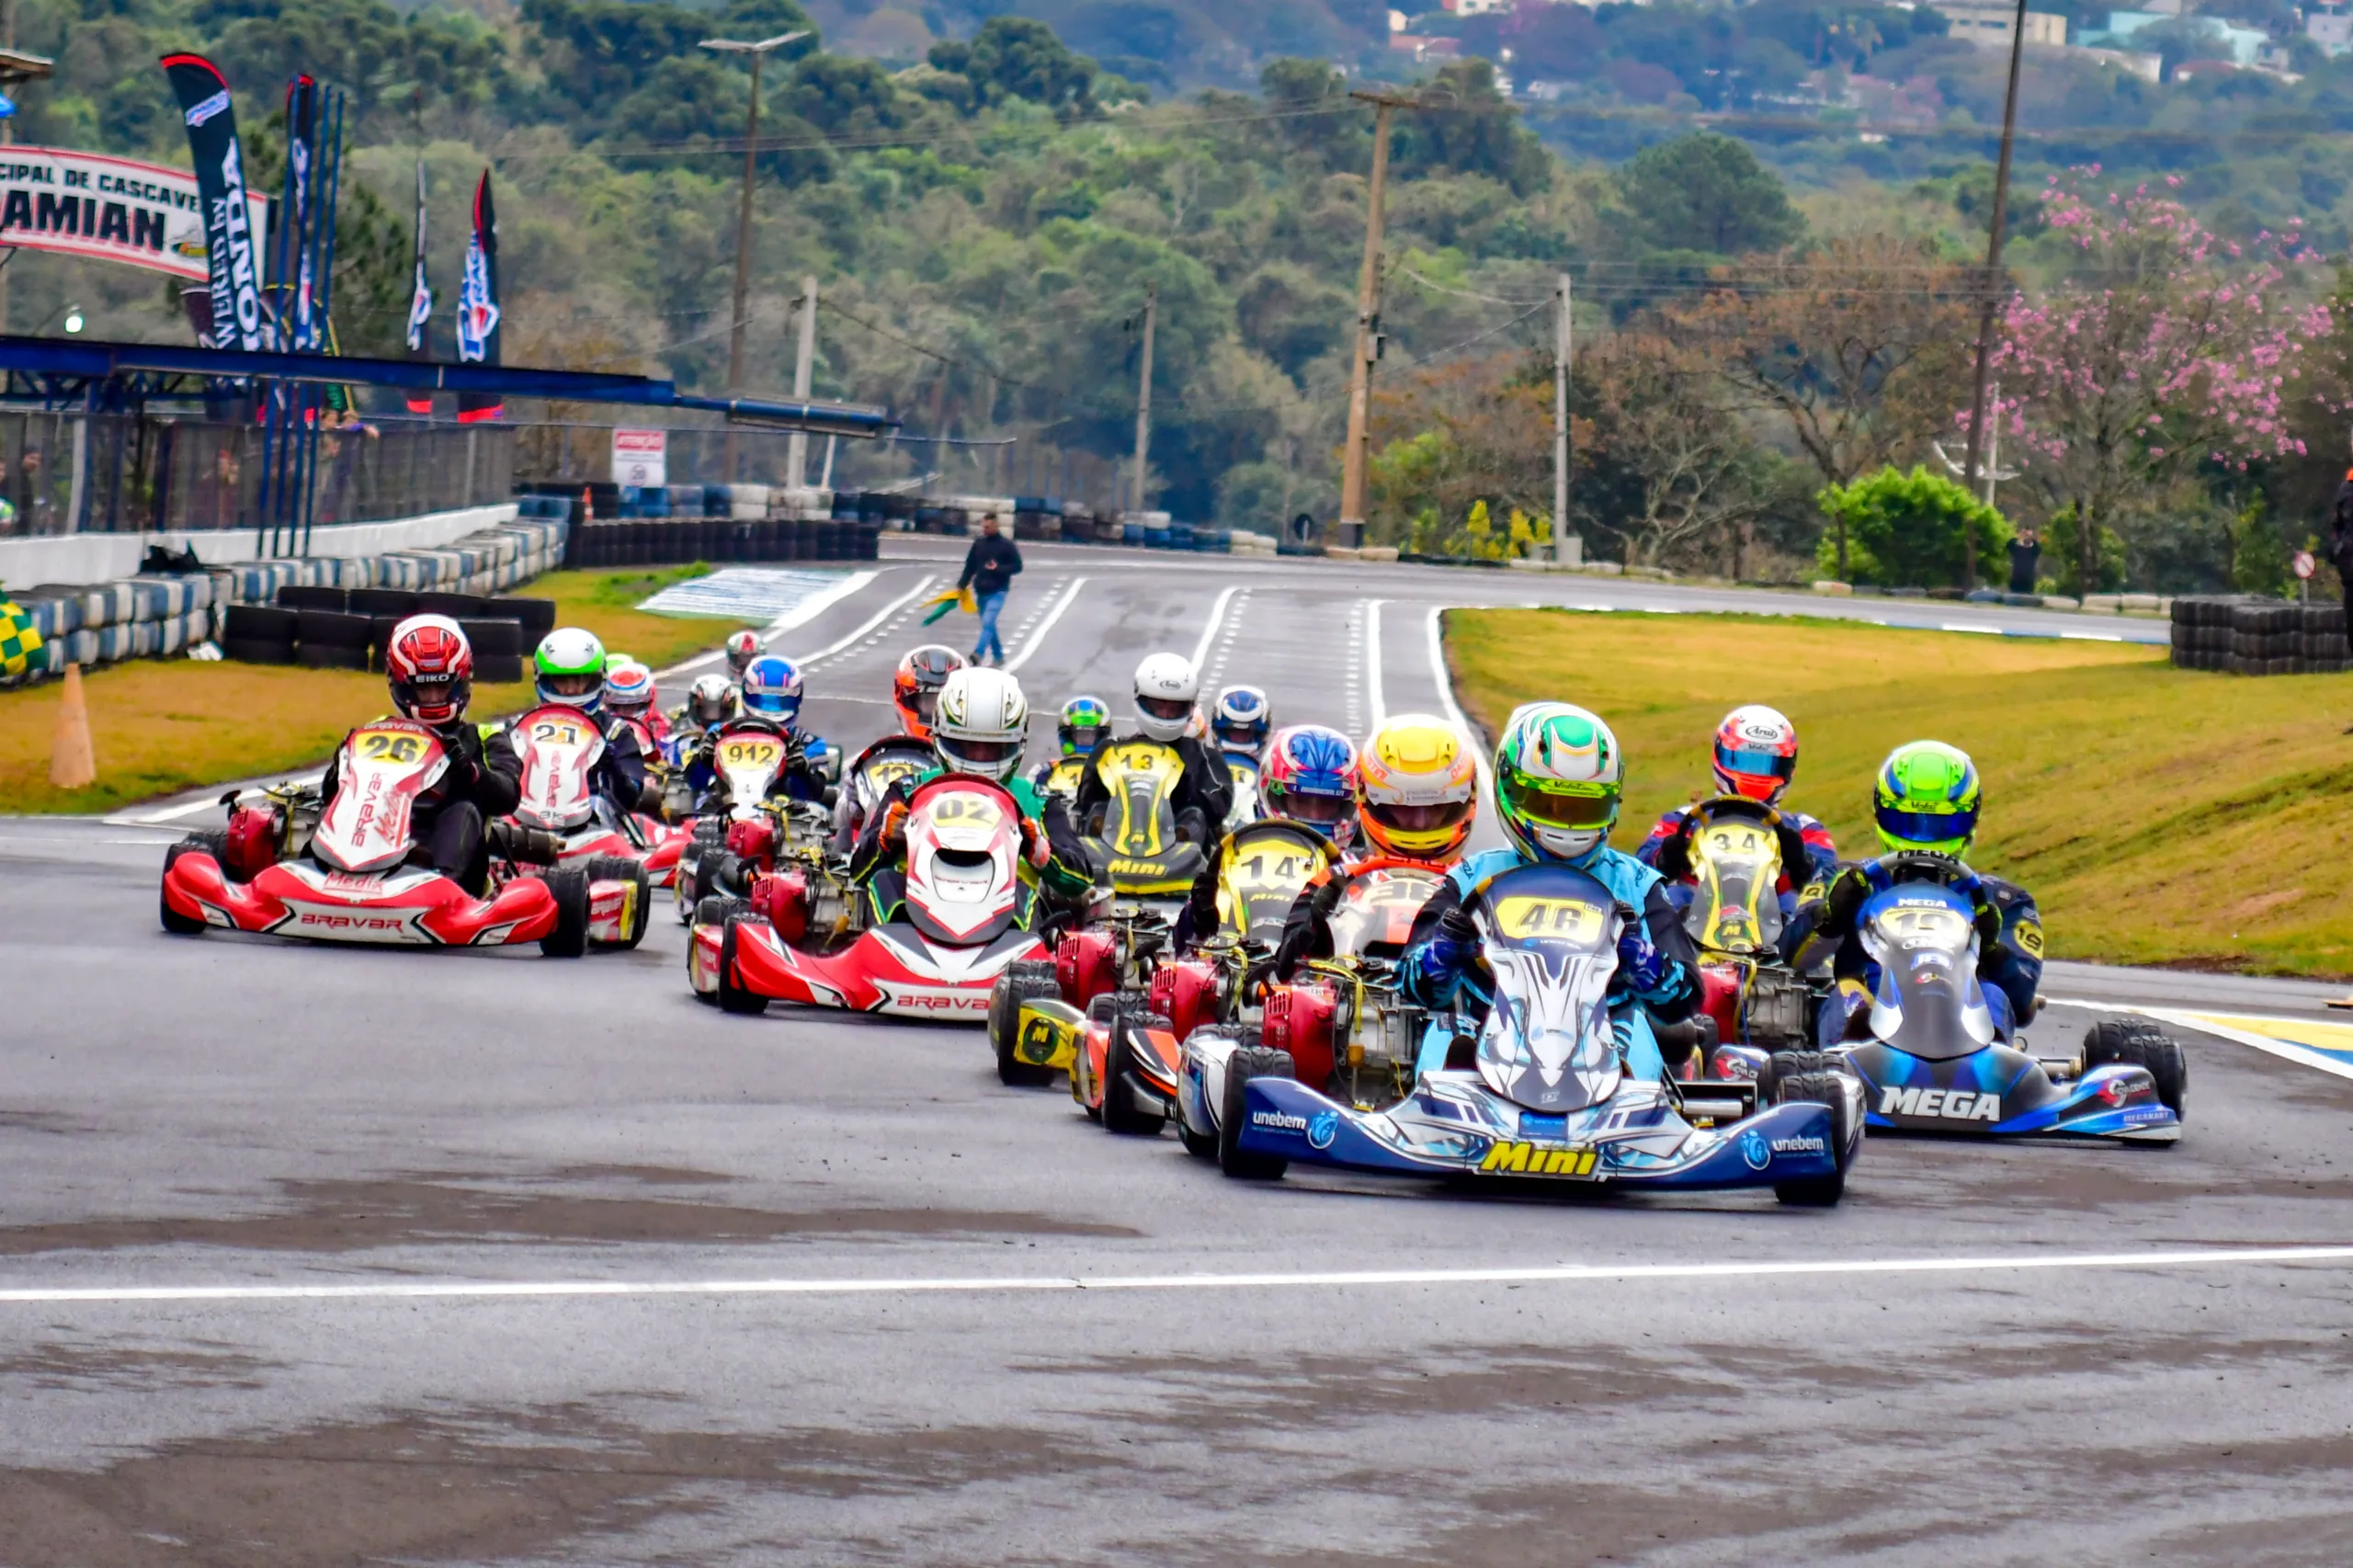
[160,53,267,350]
[0,145,266,285]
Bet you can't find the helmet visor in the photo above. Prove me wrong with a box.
[1501,776,1619,831]
[744,690,802,719]
[940,737,1020,771]
[541,671,600,698]
[908,689,939,723]
[1716,747,1797,782]
[1058,724,1105,757]
[1369,799,1474,834]
[1877,804,1979,846]
[1273,789,1350,824]
[1139,695,1193,723]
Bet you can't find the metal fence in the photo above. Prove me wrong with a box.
[0,410,515,540]
[514,420,813,490]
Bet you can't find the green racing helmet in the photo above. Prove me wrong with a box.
[1872,740,1981,855]
[1493,701,1622,863]
[534,627,608,711]
[1056,696,1110,758]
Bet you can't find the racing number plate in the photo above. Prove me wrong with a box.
[1477,1140,1601,1178]
[526,714,596,749]
[351,726,432,766]
[720,735,785,771]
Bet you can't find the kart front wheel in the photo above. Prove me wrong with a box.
[1219,1045,1295,1180]
[1103,1013,1171,1136]
[715,918,768,1016]
[1772,1068,1853,1208]
[538,868,590,958]
[2085,1018,2187,1120]
[159,838,213,936]
[587,855,652,949]
[991,963,1062,1087]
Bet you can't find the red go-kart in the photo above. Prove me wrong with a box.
[159,720,590,954]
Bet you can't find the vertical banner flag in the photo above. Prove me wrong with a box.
[455,169,501,423]
[160,53,265,351]
[404,160,433,412]
[280,74,321,352]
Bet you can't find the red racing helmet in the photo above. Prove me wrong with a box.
[384,614,473,724]
[1711,704,1799,804]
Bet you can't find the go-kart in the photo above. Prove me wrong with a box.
[1145,819,1336,1041]
[1080,737,1211,903]
[1813,854,2184,1142]
[1179,860,1864,1205]
[1671,795,1821,1081]
[159,720,592,954]
[674,719,832,918]
[693,773,1047,1019]
[832,734,936,851]
[494,702,683,938]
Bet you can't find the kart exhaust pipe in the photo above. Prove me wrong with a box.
[489,821,564,865]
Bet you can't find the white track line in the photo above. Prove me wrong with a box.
[2057,998,2353,1085]
[1427,604,1494,801]
[781,574,938,670]
[1189,585,1240,673]
[1365,598,1386,729]
[654,570,879,677]
[6,1244,2348,1308]
[1003,575,1086,674]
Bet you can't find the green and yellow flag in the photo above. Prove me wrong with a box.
[0,600,44,678]
[920,585,976,626]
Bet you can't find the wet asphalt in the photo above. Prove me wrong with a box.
[1,546,2347,1566]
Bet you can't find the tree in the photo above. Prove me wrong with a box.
[1392,61,1552,199]
[1612,133,1804,256]
[1579,331,1783,568]
[1986,174,2333,597]
[1814,465,2006,587]
[930,18,1098,119]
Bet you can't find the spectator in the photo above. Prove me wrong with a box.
[957,512,1022,667]
[2006,526,2041,597]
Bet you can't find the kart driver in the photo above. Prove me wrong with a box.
[1268,714,1478,981]
[601,657,667,748]
[685,653,835,811]
[1072,653,1234,850]
[1779,740,2044,1046]
[848,667,1095,931]
[724,628,763,685]
[491,627,652,822]
[1398,702,1700,1080]
[1177,723,1357,950]
[831,645,967,852]
[316,614,520,896]
[1636,704,1837,903]
[1029,695,1110,798]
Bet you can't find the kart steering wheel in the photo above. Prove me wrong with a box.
[1874,850,1972,888]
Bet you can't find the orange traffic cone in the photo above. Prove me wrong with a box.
[49,661,94,789]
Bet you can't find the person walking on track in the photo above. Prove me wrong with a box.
[959,513,1023,667]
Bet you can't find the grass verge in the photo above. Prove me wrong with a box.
[1446,608,2353,978]
[0,566,756,815]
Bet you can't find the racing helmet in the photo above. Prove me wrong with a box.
[893,644,968,740]
[1132,652,1200,744]
[1057,695,1111,759]
[688,673,735,729]
[602,657,655,720]
[1261,724,1359,846]
[724,628,764,679]
[933,667,1029,782]
[1358,714,1478,863]
[741,654,805,724]
[1873,740,1981,856]
[1211,685,1272,759]
[384,614,473,725]
[1713,703,1800,804]
[1494,701,1621,863]
[533,627,607,713]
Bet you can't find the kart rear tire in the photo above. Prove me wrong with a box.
[586,855,652,949]
[1772,1068,1853,1207]
[1760,1049,1841,1098]
[1218,1045,1295,1180]
[159,837,214,936]
[992,965,1063,1087]
[715,918,768,1016]
[696,894,754,927]
[538,868,590,958]
[1103,1013,1171,1136]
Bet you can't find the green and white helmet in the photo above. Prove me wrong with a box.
[1493,701,1622,862]
[534,627,607,710]
[933,666,1029,781]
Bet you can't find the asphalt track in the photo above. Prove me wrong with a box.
[5,545,2348,1566]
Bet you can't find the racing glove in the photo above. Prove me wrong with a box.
[1654,814,1699,881]
[1017,813,1051,869]
[1820,865,1871,936]
[1613,903,1669,993]
[878,798,911,854]
[1411,903,1481,988]
[1309,875,1345,919]
[435,722,484,790]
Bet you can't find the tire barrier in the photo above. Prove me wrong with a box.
[2170,596,2347,675]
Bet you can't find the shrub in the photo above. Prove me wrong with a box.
[1814,465,2007,587]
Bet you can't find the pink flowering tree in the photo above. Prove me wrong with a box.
[1968,172,2332,595]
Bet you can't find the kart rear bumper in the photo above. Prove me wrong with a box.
[163,852,560,948]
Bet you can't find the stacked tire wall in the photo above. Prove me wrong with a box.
[2169,596,2347,674]
[562,515,880,568]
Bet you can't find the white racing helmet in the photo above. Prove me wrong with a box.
[933,666,1029,782]
[1132,652,1199,744]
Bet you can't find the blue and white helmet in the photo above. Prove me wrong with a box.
[1261,723,1359,846]
[740,654,804,724]
[1211,685,1272,758]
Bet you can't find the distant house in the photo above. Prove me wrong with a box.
[1933,2,2069,48]
[2309,6,2353,56]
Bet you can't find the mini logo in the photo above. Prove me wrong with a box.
[1306,1109,1338,1150]
[1740,1131,1770,1170]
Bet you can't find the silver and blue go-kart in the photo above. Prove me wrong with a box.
[1177,861,1866,1206]
[1825,855,2184,1142]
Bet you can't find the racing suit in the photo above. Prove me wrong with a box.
[489,712,652,825]
[1072,731,1235,858]
[1397,844,1700,1082]
[685,716,833,813]
[847,767,1096,936]
[317,717,521,896]
[1779,859,2044,1045]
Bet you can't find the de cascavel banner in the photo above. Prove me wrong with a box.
[161,52,267,351]
[0,146,267,285]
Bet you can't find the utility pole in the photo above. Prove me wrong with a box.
[1337,90,1416,551]
[700,28,809,483]
[1957,0,2029,593]
[786,274,817,489]
[1553,271,1572,565]
[1130,282,1155,516]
